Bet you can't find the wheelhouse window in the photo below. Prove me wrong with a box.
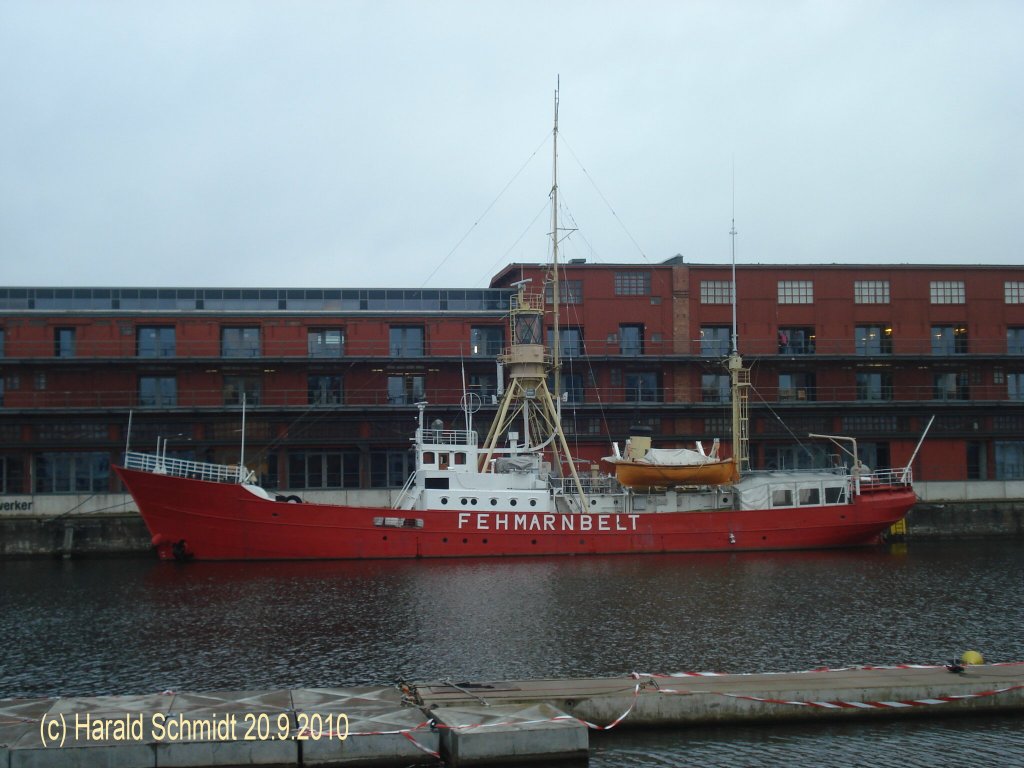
[614,271,650,296]
[139,376,177,407]
[470,326,504,357]
[778,327,815,354]
[308,328,344,357]
[389,326,425,357]
[700,326,731,356]
[387,374,425,404]
[855,325,892,355]
[137,327,176,357]
[308,375,343,405]
[932,325,968,355]
[221,327,260,357]
[224,375,261,405]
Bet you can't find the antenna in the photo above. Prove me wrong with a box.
[730,158,738,354]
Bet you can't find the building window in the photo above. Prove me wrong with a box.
[624,372,659,402]
[548,372,584,403]
[614,271,651,296]
[930,280,965,304]
[54,327,76,357]
[967,442,986,480]
[1008,374,1024,401]
[619,324,644,356]
[856,372,893,401]
[855,325,893,355]
[700,281,733,305]
[778,327,815,354]
[387,374,425,405]
[0,378,3,407]
[995,442,1024,480]
[545,280,583,304]
[933,372,969,400]
[548,327,583,358]
[701,373,731,403]
[1008,328,1024,354]
[1,455,24,493]
[308,328,344,357]
[932,325,968,355]
[370,449,414,487]
[469,373,498,401]
[221,327,260,357]
[854,280,890,304]
[389,326,424,357]
[700,326,731,356]
[34,452,110,493]
[778,281,813,304]
[779,372,816,401]
[288,451,360,489]
[139,376,177,407]
[470,326,504,357]
[137,327,176,357]
[1005,282,1024,304]
[224,375,261,405]
[308,375,343,405]
[0,328,5,357]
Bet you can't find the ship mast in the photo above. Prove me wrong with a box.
[479,82,588,508]
[728,195,751,474]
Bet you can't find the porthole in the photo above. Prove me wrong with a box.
[382,535,388,541]
[442,537,448,543]
[461,498,468,505]
[529,499,537,507]
[462,538,468,544]
[482,538,488,544]
[531,539,537,545]
[510,499,518,507]
[471,498,478,506]
[591,498,598,506]
[441,497,449,505]
[490,498,498,506]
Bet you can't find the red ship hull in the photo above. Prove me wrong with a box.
[115,466,915,561]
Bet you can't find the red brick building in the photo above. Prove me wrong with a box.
[1,261,1023,501]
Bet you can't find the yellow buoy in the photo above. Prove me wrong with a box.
[961,650,984,665]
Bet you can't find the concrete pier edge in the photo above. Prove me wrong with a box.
[2,662,1023,767]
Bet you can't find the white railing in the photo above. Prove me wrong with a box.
[123,451,255,484]
[863,467,913,487]
[418,428,477,446]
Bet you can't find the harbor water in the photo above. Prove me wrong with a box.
[2,540,1023,766]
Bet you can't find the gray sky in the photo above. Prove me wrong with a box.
[1,1,1021,289]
